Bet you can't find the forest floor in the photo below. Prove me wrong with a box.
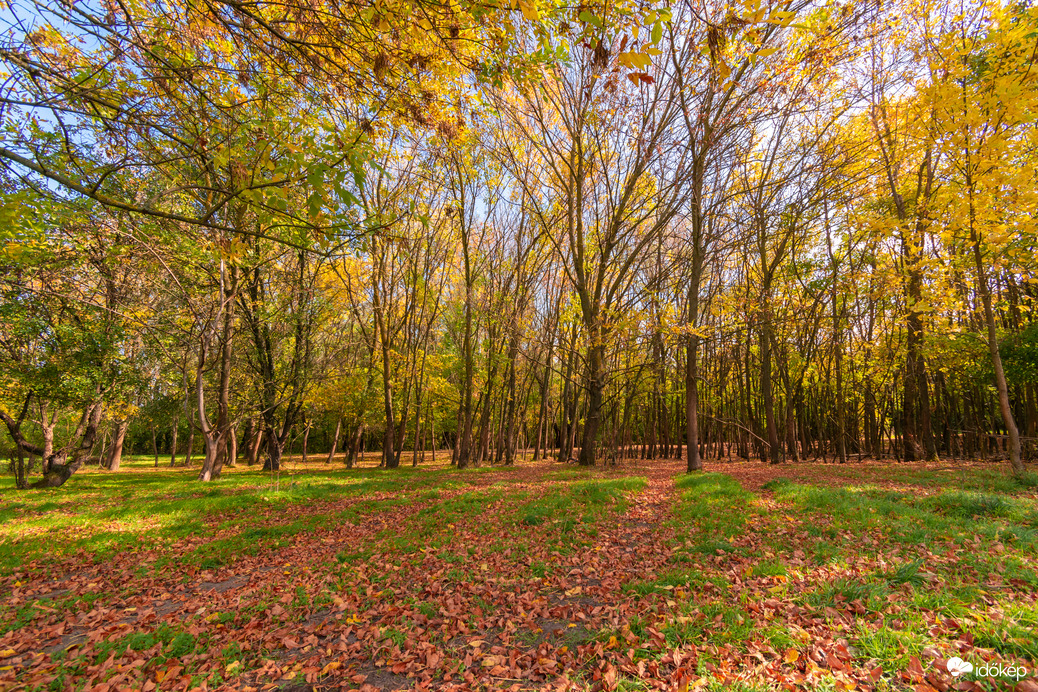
[1,456,1037,692]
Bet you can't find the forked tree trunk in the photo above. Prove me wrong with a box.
[247,428,263,465]
[106,419,129,471]
[347,423,364,469]
[1,399,105,488]
[264,431,285,474]
[199,261,237,482]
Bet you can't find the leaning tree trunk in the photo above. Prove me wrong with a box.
[37,403,104,487]
[971,213,1023,475]
[247,428,263,465]
[199,261,238,482]
[326,417,342,464]
[227,425,238,467]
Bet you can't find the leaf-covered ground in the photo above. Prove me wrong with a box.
[1,458,1037,691]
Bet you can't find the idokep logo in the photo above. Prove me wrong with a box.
[945,657,1030,681]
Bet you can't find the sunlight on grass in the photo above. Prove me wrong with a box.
[0,460,463,573]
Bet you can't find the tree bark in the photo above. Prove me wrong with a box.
[169,417,179,467]
[577,331,605,467]
[106,419,129,471]
[970,210,1023,475]
[326,417,342,464]
[347,423,364,468]
[199,260,237,482]
[686,335,702,471]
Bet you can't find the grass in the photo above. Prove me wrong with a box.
[766,481,1038,556]
[853,622,928,671]
[42,622,219,690]
[514,477,645,531]
[648,463,1038,688]
[865,465,1038,494]
[661,601,756,648]
[883,557,926,586]
[802,577,889,612]
[668,472,753,564]
[0,456,498,573]
[3,455,1037,692]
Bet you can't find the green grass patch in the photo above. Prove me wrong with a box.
[0,464,460,573]
[673,473,752,538]
[802,577,888,613]
[853,622,928,671]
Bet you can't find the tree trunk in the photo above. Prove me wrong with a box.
[760,316,782,465]
[199,260,237,482]
[106,419,129,471]
[1,399,106,488]
[686,335,702,471]
[228,424,238,467]
[247,427,263,465]
[261,420,283,472]
[169,417,179,467]
[971,215,1023,475]
[14,445,27,490]
[184,419,195,466]
[265,431,285,475]
[375,283,398,468]
[503,330,520,466]
[577,334,605,467]
[558,326,578,463]
[326,417,342,464]
[347,423,364,469]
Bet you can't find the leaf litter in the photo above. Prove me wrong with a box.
[0,459,1036,691]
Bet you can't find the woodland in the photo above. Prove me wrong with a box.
[0,0,1036,486]
[1,0,1038,689]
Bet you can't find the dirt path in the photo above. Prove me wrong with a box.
[1,462,688,691]
[231,461,686,691]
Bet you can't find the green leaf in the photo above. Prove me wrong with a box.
[578,10,603,29]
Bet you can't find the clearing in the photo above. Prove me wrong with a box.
[1,457,1037,692]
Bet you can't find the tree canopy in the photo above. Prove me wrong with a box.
[2,0,1037,487]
